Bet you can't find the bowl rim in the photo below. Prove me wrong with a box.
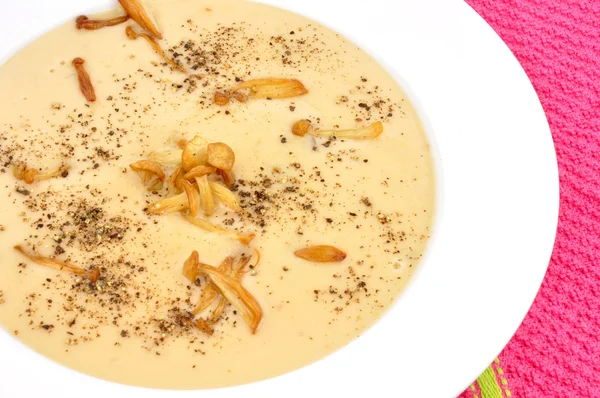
[0,0,559,397]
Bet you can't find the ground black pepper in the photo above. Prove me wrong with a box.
[0,6,430,366]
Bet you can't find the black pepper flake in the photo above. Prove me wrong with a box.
[326,218,333,224]
[281,137,287,144]
[289,105,296,112]
[16,186,30,196]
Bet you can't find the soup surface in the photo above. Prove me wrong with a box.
[0,0,435,389]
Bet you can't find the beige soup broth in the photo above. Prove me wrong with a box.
[0,0,435,389]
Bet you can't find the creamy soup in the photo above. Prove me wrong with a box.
[0,0,435,390]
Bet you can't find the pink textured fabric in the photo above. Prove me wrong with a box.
[461,0,600,397]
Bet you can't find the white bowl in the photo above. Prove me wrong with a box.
[0,0,558,397]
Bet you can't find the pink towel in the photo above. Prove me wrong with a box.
[461,0,600,397]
